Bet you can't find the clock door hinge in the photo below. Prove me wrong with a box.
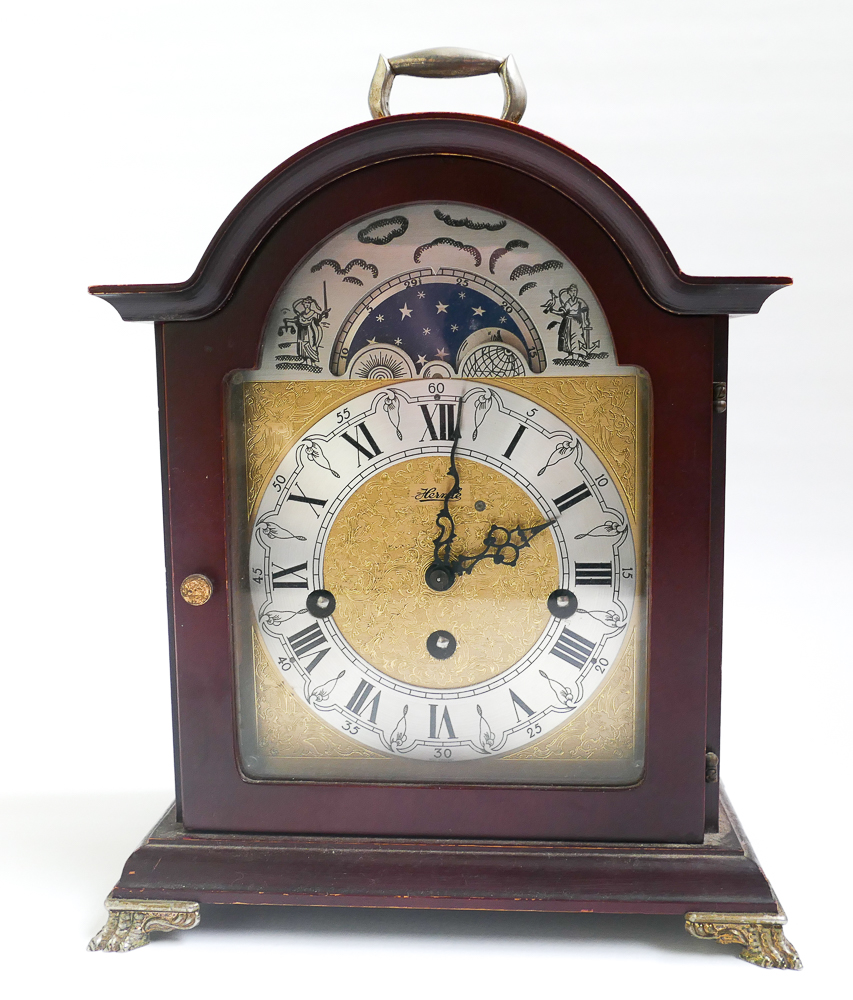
[713,382,727,413]
[705,750,720,783]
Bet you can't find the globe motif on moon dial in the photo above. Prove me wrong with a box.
[460,343,527,378]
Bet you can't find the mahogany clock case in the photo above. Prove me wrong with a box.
[92,113,789,844]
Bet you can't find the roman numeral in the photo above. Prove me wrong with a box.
[287,488,327,511]
[551,627,596,669]
[420,403,458,441]
[287,622,330,673]
[345,680,381,722]
[509,688,535,721]
[271,562,308,589]
[575,562,613,586]
[553,483,592,513]
[429,704,456,739]
[503,424,527,459]
[341,422,382,461]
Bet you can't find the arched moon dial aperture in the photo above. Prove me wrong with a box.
[248,379,638,765]
[329,268,546,376]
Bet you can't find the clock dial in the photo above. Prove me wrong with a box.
[248,379,638,766]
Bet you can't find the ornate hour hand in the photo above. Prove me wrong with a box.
[450,517,556,577]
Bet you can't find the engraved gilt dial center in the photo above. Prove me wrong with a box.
[322,456,558,688]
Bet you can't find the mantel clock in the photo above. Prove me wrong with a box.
[87,49,800,968]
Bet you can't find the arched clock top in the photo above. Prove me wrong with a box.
[89,114,790,324]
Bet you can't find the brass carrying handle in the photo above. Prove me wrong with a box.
[368,47,527,123]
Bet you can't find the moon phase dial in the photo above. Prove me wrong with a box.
[330,268,546,377]
[249,379,637,765]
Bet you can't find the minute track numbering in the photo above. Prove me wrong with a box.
[249,379,636,763]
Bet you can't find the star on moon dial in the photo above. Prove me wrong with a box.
[250,379,636,762]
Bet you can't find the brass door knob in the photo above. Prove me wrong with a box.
[180,574,213,606]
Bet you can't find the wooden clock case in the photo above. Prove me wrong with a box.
[88,113,799,966]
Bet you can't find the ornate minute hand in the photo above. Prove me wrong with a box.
[450,517,556,577]
[431,401,463,571]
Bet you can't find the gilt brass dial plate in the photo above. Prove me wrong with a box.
[229,375,648,784]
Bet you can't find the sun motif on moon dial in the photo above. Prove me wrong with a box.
[248,379,638,765]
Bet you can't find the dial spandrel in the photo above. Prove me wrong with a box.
[231,376,648,783]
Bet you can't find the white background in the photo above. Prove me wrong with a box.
[1,1,849,995]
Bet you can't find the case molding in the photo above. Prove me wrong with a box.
[91,788,799,968]
[90,114,790,322]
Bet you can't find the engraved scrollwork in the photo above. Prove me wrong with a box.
[88,899,200,953]
[483,376,638,516]
[685,912,803,970]
[323,456,558,688]
[504,631,636,760]
[253,631,381,758]
[243,381,372,519]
